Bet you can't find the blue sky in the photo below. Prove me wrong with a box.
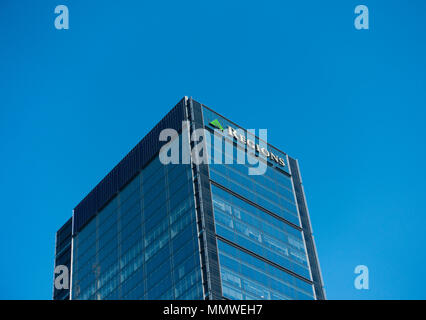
[1,0,425,299]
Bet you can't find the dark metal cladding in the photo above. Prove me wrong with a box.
[53,218,72,300]
[72,98,187,235]
[288,156,326,300]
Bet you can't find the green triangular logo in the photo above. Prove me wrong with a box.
[209,119,224,131]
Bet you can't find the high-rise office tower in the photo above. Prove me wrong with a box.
[53,97,325,300]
